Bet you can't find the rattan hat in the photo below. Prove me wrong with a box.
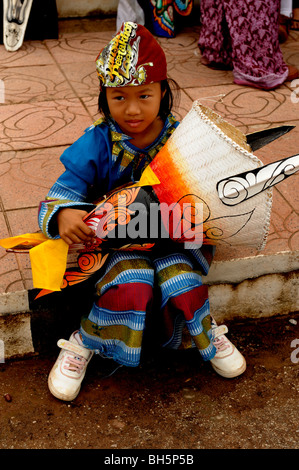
[144,101,273,250]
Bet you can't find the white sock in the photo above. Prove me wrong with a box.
[74,331,84,347]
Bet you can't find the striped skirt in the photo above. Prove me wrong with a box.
[80,247,216,367]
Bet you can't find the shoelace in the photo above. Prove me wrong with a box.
[63,354,86,373]
[213,335,230,352]
[211,323,230,352]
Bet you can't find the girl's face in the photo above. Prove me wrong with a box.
[106,82,164,145]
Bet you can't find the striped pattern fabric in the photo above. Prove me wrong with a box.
[80,250,216,367]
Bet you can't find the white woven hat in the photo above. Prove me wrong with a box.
[147,101,273,250]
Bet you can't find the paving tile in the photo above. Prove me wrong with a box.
[157,26,200,55]
[0,147,66,210]
[5,207,40,238]
[5,208,40,292]
[0,41,55,67]
[186,84,299,130]
[284,210,299,233]
[265,187,299,252]
[168,58,234,89]
[280,31,299,68]
[263,234,292,254]
[166,50,233,88]
[274,173,299,213]
[59,62,98,98]
[81,95,100,122]
[0,258,24,293]
[0,64,76,104]
[0,211,25,293]
[15,252,34,291]
[0,149,16,178]
[0,99,93,151]
[45,31,114,64]
[254,123,299,166]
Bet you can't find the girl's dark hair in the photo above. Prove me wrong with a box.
[98,78,180,122]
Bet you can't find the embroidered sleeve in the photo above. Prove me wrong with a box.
[38,124,111,238]
[38,174,96,239]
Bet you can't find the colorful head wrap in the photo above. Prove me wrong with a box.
[95,22,167,87]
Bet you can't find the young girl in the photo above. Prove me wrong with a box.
[38,22,246,402]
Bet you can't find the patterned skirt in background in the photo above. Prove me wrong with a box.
[140,0,194,38]
[198,0,289,89]
[80,248,216,367]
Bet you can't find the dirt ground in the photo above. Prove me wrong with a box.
[0,314,298,452]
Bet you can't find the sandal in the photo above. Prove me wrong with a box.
[286,65,299,81]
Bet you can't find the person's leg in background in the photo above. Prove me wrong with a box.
[198,0,298,89]
[198,0,233,70]
[279,0,293,43]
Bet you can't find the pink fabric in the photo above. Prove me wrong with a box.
[198,0,289,89]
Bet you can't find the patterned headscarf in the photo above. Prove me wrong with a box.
[95,22,167,87]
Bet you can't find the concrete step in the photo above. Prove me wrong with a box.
[1,250,298,361]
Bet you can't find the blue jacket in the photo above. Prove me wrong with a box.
[38,115,179,238]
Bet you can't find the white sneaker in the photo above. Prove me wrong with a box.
[210,320,246,378]
[48,331,93,401]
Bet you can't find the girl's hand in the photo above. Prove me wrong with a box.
[57,208,96,245]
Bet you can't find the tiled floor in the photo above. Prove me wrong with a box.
[0,18,298,293]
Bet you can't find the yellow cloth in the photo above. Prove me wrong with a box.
[0,171,160,292]
[29,239,69,291]
[0,232,48,248]
[0,234,69,291]
[139,165,160,187]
